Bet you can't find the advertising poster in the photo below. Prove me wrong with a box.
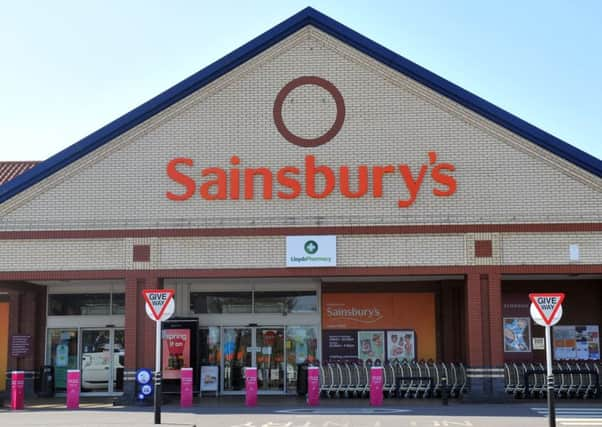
[503,317,531,352]
[357,331,385,362]
[554,325,600,360]
[56,342,69,367]
[387,330,415,361]
[322,292,436,361]
[322,330,357,361]
[162,329,191,379]
[200,366,219,392]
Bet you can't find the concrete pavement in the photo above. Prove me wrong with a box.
[1,396,601,426]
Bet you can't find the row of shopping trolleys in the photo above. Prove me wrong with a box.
[504,362,600,399]
[317,360,467,398]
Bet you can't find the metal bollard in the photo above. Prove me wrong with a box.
[441,376,449,406]
[11,371,25,410]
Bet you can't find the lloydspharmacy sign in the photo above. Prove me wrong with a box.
[165,77,457,208]
[286,235,336,267]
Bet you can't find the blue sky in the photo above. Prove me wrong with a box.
[1,0,600,161]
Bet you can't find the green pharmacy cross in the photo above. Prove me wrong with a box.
[304,240,318,254]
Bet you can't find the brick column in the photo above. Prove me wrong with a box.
[465,272,487,401]
[121,273,162,402]
[464,271,507,401]
[487,271,506,399]
[466,272,483,367]
[5,285,46,397]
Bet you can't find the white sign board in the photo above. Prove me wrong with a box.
[530,303,562,327]
[528,292,566,422]
[143,290,175,322]
[286,235,336,267]
[532,337,545,350]
[529,293,564,326]
[200,365,219,392]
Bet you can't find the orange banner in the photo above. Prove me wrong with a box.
[322,292,436,360]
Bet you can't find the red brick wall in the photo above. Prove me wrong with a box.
[502,280,602,363]
[475,240,493,258]
[0,282,46,371]
[466,272,484,366]
[440,281,466,362]
[124,273,163,370]
[464,271,504,368]
[488,272,503,366]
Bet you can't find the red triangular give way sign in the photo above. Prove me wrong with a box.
[142,289,175,321]
[529,293,565,326]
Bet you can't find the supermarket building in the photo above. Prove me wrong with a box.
[0,8,601,401]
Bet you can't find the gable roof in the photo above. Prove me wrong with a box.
[0,161,40,186]
[1,7,600,205]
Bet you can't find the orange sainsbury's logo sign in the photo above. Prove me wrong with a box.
[165,76,457,208]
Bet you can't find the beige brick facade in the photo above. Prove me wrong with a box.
[501,233,602,265]
[1,14,599,403]
[1,232,601,271]
[0,27,600,232]
[158,234,466,270]
[0,238,125,271]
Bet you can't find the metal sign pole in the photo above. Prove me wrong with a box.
[545,325,555,427]
[154,320,162,425]
[143,289,174,425]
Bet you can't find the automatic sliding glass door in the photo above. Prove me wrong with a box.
[80,328,124,393]
[256,328,284,392]
[222,326,285,393]
[222,328,252,392]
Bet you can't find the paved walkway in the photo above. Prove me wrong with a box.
[1,396,601,426]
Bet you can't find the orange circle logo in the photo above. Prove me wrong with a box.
[273,76,345,148]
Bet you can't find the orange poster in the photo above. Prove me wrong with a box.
[322,292,436,360]
[323,293,395,329]
[162,329,191,379]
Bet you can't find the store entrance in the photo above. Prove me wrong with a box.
[222,327,285,393]
[80,328,124,394]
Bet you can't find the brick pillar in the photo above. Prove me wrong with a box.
[464,272,486,401]
[487,271,506,400]
[5,285,46,398]
[121,273,162,402]
[464,271,507,401]
[466,272,483,367]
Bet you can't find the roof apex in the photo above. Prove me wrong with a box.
[1,7,600,204]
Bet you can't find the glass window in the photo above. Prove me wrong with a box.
[48,294,110,315]
[111,293,125,315]
[254,291,317,313]
[199,327,221,365]
[46,329,78,391]
[285,326,319,393]
[223,327,252,391]
[190,292,252,314]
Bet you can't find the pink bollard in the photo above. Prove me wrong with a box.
[245,367,257,407]
[11,371,25,410]
[307,366,320,406]
[369,367,384,407]
[180,368,193,407]
[66,370,80,409]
